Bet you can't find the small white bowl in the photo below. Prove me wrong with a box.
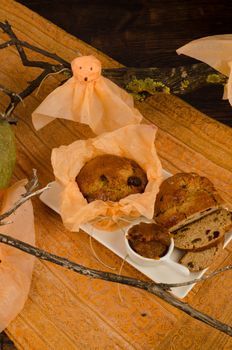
[125,232,190,276]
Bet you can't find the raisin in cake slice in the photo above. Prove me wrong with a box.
[173,208,232,250]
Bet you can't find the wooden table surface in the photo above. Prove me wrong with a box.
[1,1,232,349]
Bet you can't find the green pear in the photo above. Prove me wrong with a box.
[0,121,16,190]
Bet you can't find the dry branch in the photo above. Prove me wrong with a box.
[0,20,72,122]
[0,170,50,222]
[160,265,232,289]
[0,173,232,337]
[0,232,231,336]
[0,20,227,121]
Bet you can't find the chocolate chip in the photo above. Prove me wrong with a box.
[127,176,142,187]
[213,231,220,239]
[100,174,108,182]
[187,262,194,268]
[84,194,93,203]
[205,229,211,235]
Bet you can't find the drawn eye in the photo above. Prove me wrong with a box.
[90,67,93,71]
[79,66,82,69]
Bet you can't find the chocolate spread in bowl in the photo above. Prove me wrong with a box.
[127,222,171,259]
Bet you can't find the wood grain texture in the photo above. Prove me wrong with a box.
[0,1,232,349]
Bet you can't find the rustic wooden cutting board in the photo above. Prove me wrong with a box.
[1,0,232,349]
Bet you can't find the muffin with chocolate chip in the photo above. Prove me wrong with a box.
[76,154,148,203]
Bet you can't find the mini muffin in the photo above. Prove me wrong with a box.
[76,154,148,202]
[127,222,171,259]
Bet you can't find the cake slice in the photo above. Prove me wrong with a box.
[179,241,223,272]
[173,208,232,250]
[154,172,225,232]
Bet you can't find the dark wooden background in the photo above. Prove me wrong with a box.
[1,0,232,348]
[17,0,232,127]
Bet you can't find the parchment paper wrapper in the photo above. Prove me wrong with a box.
[0,180,35,331]
[32,55,142,134]
[177,35,232,105]
[51,124,163,231]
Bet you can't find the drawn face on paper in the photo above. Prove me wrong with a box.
[71,55,102,83]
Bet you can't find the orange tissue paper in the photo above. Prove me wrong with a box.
[51,124,163,232]
[0,181,35,331]
[177,35,232,105]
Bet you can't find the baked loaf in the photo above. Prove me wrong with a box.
[154,172,224,231]
[179,241,223,272]
[173,208,232,250]
[153,172,232,270]
[127,222,171,259]
[76,154,148,203]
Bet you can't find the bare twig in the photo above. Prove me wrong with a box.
[0,21,70,69]
[103,63,227,97]
[0,84,20,99]
[0,20,72,122]
[24,168,39,194]
[0,20,228,121]
[159,265,232,289]
[0,171,231,336]
[0,170,50,222]
[0,84,22,123]
[0,232,231,336]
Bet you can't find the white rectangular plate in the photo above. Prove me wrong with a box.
[40,170,232,299]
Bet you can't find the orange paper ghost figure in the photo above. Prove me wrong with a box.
[32,55,143,134]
